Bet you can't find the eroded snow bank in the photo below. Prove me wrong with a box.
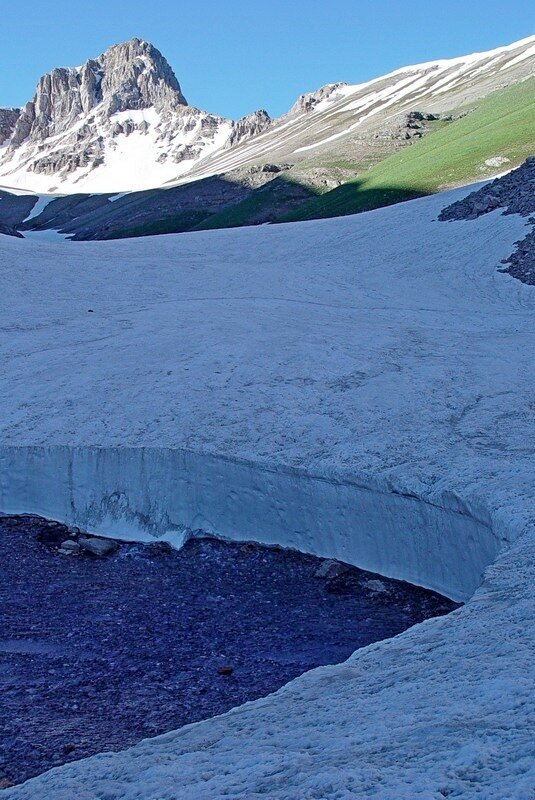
[2,185,535,798]
[0,444,497,602]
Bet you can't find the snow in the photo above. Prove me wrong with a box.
[0,106,233,194]
[500,43,535,70]
[108,192,128,202]
[109,108,161,125]
[20,229,71,242]
[1,186,535,797]
[22,195,56,223]
[303,33,535,119]
[294,119,365,151]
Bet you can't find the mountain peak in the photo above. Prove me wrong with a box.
[0,34,534,195]
[6,38,187,149]
[93,37,187,112]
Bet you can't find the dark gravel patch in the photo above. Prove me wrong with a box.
[0,514,458,787]
[439,157,535,285]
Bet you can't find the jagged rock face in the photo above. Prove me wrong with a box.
[98,39,186,114]
[0,38,278,191]
[9,38,187,147]
[0,108,20,145]
[227,110,271,148]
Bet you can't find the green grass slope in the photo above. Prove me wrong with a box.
[280,77,535,222]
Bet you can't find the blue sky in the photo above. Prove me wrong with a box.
[1,0,534,119]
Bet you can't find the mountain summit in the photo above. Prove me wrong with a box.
[8,38,187,150]
[0,38,270,191]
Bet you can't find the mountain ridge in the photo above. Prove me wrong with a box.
[0,34,533,240]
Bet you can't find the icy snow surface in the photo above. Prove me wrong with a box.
[1,186,535,797]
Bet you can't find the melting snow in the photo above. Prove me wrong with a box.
[1,185,535,796]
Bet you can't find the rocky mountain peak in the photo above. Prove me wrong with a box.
[96,38,187,113]
[228,109,272,147]
[7,38,187,148]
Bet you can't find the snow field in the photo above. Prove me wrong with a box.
[1,185,535,796]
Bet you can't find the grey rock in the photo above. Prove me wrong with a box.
[58,540,81,555]
[314,559,351,579]
[408,111,440,122]
[0,107,20,144]
[78,537,118,557]
[227,110,271,148]
[10,38,186,149]
[439,157,535,286]
[364,579,390,595]
[287,82,348,115]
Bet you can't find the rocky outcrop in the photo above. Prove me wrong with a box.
[287,82,348,115]
[9,38,187,148]
[228,109,271,147]
[0,107,20,144]
[440,157,535,285]
[440,157,535,221]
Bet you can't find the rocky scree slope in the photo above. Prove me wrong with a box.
[440,157,535,285]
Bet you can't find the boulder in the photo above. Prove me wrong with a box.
[314,559,351,580]
[58,540,81,555]
[78,536,118,557]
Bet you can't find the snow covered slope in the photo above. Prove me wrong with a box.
[178,33,535,184]
[1,184,535,796]
[0,35,534,195]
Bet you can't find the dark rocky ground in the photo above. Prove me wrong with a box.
[0,515,458,789]
[439,157,535,285]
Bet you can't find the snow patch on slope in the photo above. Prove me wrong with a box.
[22,195,56,222]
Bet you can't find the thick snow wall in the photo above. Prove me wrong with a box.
[0,445,501,602]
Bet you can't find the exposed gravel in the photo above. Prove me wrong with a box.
[0,514,458,787]
[439,157,535,284]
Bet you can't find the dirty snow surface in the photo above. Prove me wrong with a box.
[1,187,535,798]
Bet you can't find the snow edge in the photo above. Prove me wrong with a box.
[0,444,515,602]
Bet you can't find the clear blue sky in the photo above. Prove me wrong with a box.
[1,0,534,119]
